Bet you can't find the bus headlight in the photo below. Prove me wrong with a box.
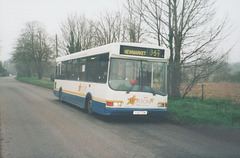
[113,102,123,107]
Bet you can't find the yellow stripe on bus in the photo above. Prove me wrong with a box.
[55,88,121,104]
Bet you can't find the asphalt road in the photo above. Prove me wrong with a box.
[0,77,240,158]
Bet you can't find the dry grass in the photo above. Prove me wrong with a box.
[183,82,240,103]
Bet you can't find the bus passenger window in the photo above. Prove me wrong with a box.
[86,56,97,82]
[61,61,68,80]
[55,63,61,79]
[97,53,109,83]
[78,58,86,81]
[65,60,72,80]
[72,59,78,80]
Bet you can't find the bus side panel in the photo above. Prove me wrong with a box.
[63,92,85,109]
[91,100,107,115]
[54,89,86,109]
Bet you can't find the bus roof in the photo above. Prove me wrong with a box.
[56,43,170,62]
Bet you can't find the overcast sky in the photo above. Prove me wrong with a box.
[0,0,240,63]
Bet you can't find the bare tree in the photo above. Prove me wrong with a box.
[59,12,133,55]
[167,0,229,98]
[127,0,165,45]
[125,0,145,42]
[94,11,124,45]
[59,14,94,55]
[127,0,230,98]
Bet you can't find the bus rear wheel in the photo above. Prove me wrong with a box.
[59,87,63,102]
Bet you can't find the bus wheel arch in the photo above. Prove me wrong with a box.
[85,93,93,114]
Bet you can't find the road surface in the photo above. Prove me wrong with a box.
[0,77,240,158]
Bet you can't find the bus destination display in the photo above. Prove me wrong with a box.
[120,45,165,58]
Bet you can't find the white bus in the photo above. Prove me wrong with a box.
[54,43,170,115]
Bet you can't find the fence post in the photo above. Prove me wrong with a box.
[202,83,204,101]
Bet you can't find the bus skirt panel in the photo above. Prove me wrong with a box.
[53,89,86,109]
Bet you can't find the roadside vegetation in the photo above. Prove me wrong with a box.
[0,61,9,77]
[167,97,240,128]
[16,77,54,89]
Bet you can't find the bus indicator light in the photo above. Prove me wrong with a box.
[157,102,167,108]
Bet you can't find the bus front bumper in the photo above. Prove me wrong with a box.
[103,107,167,116]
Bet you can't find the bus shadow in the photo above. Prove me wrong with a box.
[93,113,168,125]
[52,99,87,113]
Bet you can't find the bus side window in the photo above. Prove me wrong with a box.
[86,56,97,82]
[97,53,109,83]
[61,61,68,80]
[65,60,72,80]
[55,63,61,79]
[78,58,86,81]
[72,59,78,80]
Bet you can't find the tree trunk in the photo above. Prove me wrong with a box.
[38,72,42,80]
[169,0,182,98]
[37,63,43,80]
[170,62,181,98]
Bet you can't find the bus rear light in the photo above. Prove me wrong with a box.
[106,101,123,107]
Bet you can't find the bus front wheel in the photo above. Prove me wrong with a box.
[86,99,93,114]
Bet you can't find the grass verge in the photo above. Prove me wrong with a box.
[16,77,54,89]
[167,97,240,128]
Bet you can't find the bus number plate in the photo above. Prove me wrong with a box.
[133,111,148,115]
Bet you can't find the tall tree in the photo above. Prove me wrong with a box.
[13,21,54,79]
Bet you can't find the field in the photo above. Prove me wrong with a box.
[183,82,240,103]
